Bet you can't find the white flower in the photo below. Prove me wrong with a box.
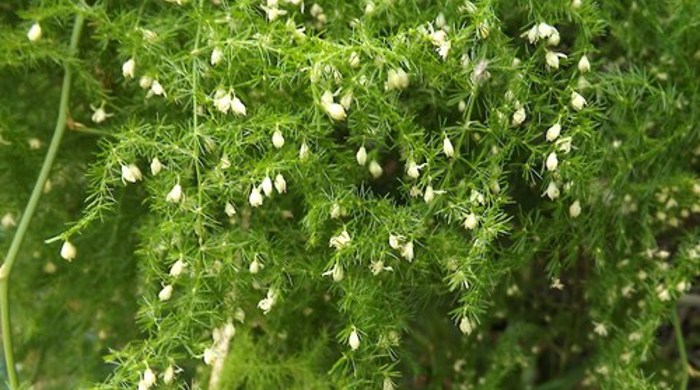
[139,75,153,89]
[556,136,573,153]
[60,240,77,261]
[400,241,414,262]
[169,259,187,277]
[299,142,310,160]
[512,107,527,126]
[322,263,344,282]
[544,181,560,200]
[330,203,343,219]
[149,80,166,97]
[324,102,347,121]
[142,367,157,388]
[356,146,368,166]
[213,89,232,113]
[546,152,559,171]
[28,138,42,150]
[249,258,262,274]
[459,317,473,335]
[121,164,143,184]
[369,160,383,178]
[158,285,173,301]
[437,41,451,60]
[27,22,42,42]
[369,260,393,275]
[150,157,162,176]
[423,185,435,203]
[163,366,175,384]
[545,51,567,69]
[272,130,285,149]
[263,5,287,21]
[537,23,558,40]
[570,91,587,111]
[90,102,112,124]
[522,25,538,44]
[389,234,404,250]
[593,322,608,337]
[231,96,247,116]
[274,174,287,193]
[578,55,591,73]
[329,229,351,250]
[386,68,410,90]
[551,278,564,290]
[463,213,478,230]
[224,202,237,217]
[406,161,423,180]
[569,200,582,218]
[547,31,561,46]
[340,92,353,110]
[210,47,223,66]
[166,184,183,203]
[203,347,218,365]
[572,0,583,8]
[443,136,455,158]
[458,100,467,112]
[261,176,273,196]
[249,187,264,207]
[348,328,360,350]
[257,288,277,314]
[1,213,16,229]
[383,377,396,390]
[546,123,561,142]
[428,29,447,46]
[349,51,360,68]
[122,58,136,78]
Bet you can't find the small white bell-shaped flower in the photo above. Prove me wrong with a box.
[249,258,263,274]
[274,174,287,193]
[1,213,16,229]
[329,229,351,250]
[406,160,423,180]
[60,240,77,261]
[386,68,409,90]
[150,157,162,176]
[570,91,587,111]
[166,184,183,203]
[225,202,236,217]
[122,58,135,79]
[324,102,347,121]
[139,75,153,89]
[261,176,273,196]
[299,142,310,160]
[203,347,218,365]
[210,47,223,66]
[272,130,285,149]
[459,317,473,335]
[348,328,360,350]
[423,185,435,203]
[142,367,157,388]
[545,51,567,70]
[158,284,173,301]
[91,102,113,124]
[400,241,414,262]
[463,213,478,230]
[569,200,582,218]
[249,186,264,207]
[544,181,560,200]
[213,89,232,113]
[230,96,247,116]
[149,80,166,97]
[512,107,527,126]
[546,152,559,171]
[578,55,591,73]
[163,365,175,385]
[121,164,143,184]
[340,91,353,110]
[369,160,383,178]
[27,22,42,42]
[546,123,561,142]
[443,136,455,158]
[169,259,187,277]
[349,51,360,68]
[356,146,368,166]
[388,234,404,250]
[322,263,344,282]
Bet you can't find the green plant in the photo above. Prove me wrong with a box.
[1,0,699,389]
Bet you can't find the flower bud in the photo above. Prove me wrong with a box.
[122,58,135,78]
[121,164,143,184]
[324,102,347,121]
[166,184,183,203]
[150,157,162,175]
[369,160,383,178]
[27,22,42,42]
[348,328,360,350]
[349,51,360,68]
[261,176,273,196]
[231,96,247,116]
[546,152,559,171]
[224,202,236,217]
[459,317,473,335]
[570,91,587,111]
[249,187,264,207]
[2,213,16,229]
[274,174,287,193]
[158,285,173,301]
[356,146,368,166]
[272,130,285,149]
[546,123,561,142]
[443,136,455,158]
[400,241,414,261]
[142,367,157,388]
[423,185,435,203]
[249,258,262,274]
[299,142,310,160]
[578,55,591,73]
[545,51,567,69]
[139,75,153,89]
[149,80,165,97]
[163,366,175,385]
[322,263,344,282]
[406,161,422,180]
[210,47,223,66]
[544,181,560,200]
[569,200,582,218]
[60,240,77,261]
[512,107,527,126]
[169,259,187,277]
[463,213,478,230]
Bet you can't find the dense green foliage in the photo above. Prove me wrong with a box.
[1,0,700,389]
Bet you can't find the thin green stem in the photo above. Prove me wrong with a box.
[671,307,689,390]
[0,13,85,389]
